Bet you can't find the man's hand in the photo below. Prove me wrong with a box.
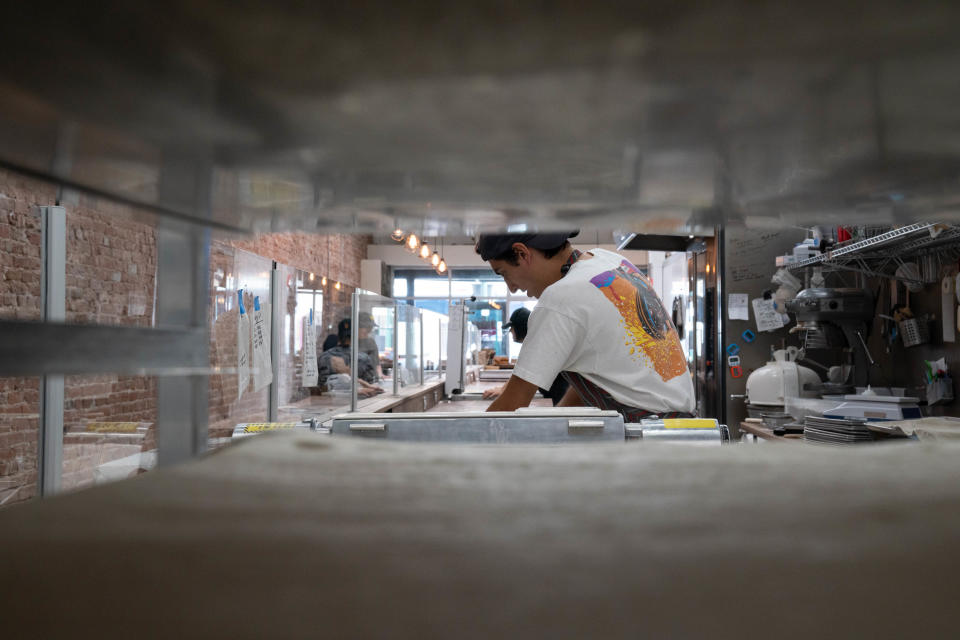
[486,375,538,412]
[482,384,505,399]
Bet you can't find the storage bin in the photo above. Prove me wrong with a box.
[899,318,929,347]
[926,377,954,405]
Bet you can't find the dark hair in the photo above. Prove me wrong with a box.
[322,334,339,351]
[475,231,579,262]
[480,240,571,265]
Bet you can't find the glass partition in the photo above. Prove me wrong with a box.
[420,308,448,380]
[62,374,157,492]
[208,244,271,442]
[275,266,319,422]
[466,298,506,355]
[506,300,538,360]
[396,300,423,388]
[466,320,483,365]
[355,291,397,394]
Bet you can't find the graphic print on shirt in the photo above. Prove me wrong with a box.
[589,260,687,381]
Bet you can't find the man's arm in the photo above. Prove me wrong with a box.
[556,385,585,407]
[329,356,350,374]
[486,375,539,412]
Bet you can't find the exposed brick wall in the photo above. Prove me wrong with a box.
[0,168,53,506]
[64,195,156,326]
[1,166,372,504]
[62,195,159,473]
[230,232,371,292]
[63,375,157,428]
[0,378,40,506]
[0,174,46,321]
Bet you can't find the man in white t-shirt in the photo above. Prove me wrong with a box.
[476,231,695,419]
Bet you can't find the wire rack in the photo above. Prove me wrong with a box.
[784,223,960,285]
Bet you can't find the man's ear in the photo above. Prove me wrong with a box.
[511,242,531,263]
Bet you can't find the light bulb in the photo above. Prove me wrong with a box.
[309,272,315,281]
[391,228,405,242]
[431,251,440,266]
[419,243,431,259]
[321,276,327,286]
[335,281,341,290]
[405,233,420,252]
[436,259,447,274]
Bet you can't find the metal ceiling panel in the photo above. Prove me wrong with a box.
[1,1,959,233]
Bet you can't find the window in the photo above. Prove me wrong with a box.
[391,267,535,356]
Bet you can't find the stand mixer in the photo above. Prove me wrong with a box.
[785,288,875,389]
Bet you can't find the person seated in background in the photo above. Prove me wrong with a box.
[482,307,569,405]
[356,312,384,380]
[318,318,384,397]
[322,333,339,352]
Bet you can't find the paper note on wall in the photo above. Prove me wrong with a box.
[302,313,319,387]
[942,276,956,343]
[444,302,466,396]
[252,297,273,392]
[752,297,787,332]
[238,296,250,399]
[728,293,749,321]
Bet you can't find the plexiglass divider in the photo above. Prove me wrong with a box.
[419,308,448,381]
[341,290,439,410]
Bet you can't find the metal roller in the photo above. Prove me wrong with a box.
[625,418,729,444]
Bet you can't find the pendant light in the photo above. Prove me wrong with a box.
[419,241,431,260]
[391,227,405,242]
[435,235,447,275]
[405,232,420,253]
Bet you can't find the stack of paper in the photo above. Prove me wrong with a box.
[803,416,875,445]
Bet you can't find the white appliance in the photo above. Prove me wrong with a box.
[746,347,821,407]
[824,394,923,421]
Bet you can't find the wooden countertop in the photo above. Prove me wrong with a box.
[739,420,803,442]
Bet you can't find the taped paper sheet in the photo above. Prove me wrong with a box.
[237,292,250,399]
[302,311,319,387]
[728,293,749,321]
[252,297,273,392]
[752,297,787,332]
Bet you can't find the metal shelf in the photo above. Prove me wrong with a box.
[784,223,960,284]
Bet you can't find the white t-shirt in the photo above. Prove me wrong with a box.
[512,248,695,414]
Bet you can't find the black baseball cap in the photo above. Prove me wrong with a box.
[502,307,531,341]
[339,314,377,340]
[475,230,579,261]
[337,318,352,340]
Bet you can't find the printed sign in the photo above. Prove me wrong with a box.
[238,292,250,399]
[252,297,273,392]
[302,312,319,387]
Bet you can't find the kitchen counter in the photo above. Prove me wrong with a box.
[3,433,960,637]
